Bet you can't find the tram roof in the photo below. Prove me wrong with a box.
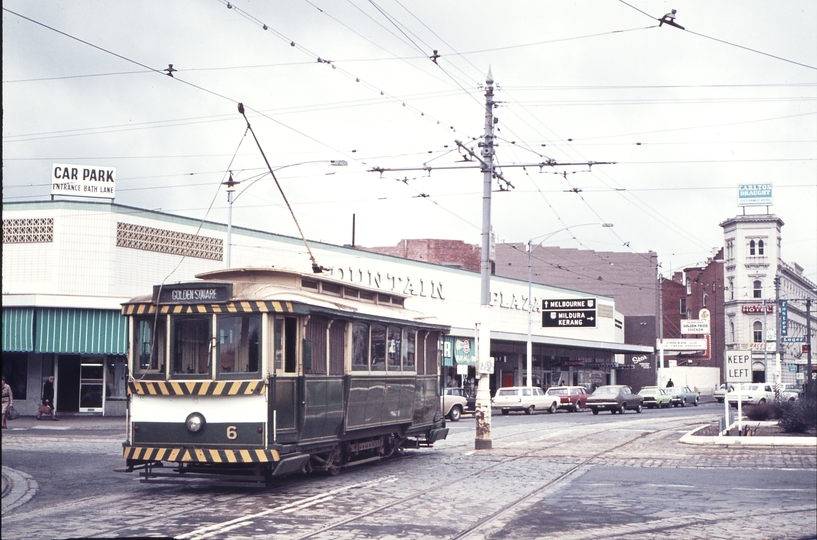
[122,266,449,330]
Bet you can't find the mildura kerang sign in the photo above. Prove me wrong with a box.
[52,163,116,199]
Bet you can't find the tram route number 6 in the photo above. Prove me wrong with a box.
[227,426,238,440]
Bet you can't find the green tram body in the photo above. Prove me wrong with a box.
[121,268,450,483]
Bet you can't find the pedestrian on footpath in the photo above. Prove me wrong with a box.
[2,376,13,429]
[37,375,58,421]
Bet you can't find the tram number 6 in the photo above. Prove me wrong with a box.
[226,426,238,440]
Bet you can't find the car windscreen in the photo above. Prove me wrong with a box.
[593,387,618,394]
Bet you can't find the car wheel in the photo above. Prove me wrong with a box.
[549,402,557,414]
[501,409,510,415]
[591,408,599,415]
[716,398,723,403]
[525,405,535,415]
[788,397,796,404]
[681,399,686,407]
[759,398,766,405]
[694,398,699,407]
[636,403,642,413]
[449,405,462,422]
[619,404,626,414]
[574,401,582,413]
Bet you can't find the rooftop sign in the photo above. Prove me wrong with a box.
[52,163,116,199]
[738,183,772,207]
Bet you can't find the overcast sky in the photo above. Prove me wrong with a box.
[3,1,816,284]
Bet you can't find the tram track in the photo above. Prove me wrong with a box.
[170,415,704,540]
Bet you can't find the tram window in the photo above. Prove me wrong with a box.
[387,326,402,370]
[371,324,386,371]
[403,329,416,371]
[425,331,440,375]
[217,314,260,376]
[284,317,297,373]
[171,317,211,376]
[416,331,426,375]
[133,316,166,374]
[305,315,328,375]
[274,317,284,372]
[352,322,369,371]
[329,321,345,375]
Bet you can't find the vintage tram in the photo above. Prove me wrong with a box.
[121,267,450,484]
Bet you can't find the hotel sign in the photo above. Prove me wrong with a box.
[52,163,116,199]
[738,183,772,207]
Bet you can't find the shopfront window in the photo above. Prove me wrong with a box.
[2,353,28,400]
[217,314,260,376]
[133,316,166,375]
[172,316,211,376]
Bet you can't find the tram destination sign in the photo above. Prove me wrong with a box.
[154,283,233,304]
[541,298,597,328]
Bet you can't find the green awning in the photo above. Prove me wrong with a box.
[2,308,35,352]
[35,308,128,355]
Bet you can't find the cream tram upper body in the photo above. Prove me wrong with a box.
[121,267,449,477]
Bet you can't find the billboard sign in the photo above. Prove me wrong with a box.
[658,339,707,351]
[738,183,772,207]
[52,163,116,199]
[681,319,710,335]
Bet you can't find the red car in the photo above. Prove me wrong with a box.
[545,386,589,412]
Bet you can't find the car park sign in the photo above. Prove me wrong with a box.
[541,298,597,328]
[725,350,752,383]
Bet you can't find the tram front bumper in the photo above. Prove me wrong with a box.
[124,445,280,465]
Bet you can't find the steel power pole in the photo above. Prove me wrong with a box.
[474,68,495,451]
[807,298,813,395]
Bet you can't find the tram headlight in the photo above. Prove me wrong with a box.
[185,412,206,433]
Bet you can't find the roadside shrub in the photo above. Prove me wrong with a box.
[745,403,775,421]
[777,395,817,434]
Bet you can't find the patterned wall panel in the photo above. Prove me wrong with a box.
[116,222,222,261]
[2,217,54,243]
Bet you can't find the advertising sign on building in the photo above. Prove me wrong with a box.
[738,183,772,207]
[541,298,597,328]
[52,163,116,199]
[658,338,707,351]
[726,350,752,383]
[681,319,710,335]
[780,300,788,336]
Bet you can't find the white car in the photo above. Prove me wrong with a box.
[727,383,775,407]
[441,390,468,422]
[781,384,802,403]
[491,386,559,415]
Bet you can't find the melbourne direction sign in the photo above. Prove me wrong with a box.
[542,298,597,328]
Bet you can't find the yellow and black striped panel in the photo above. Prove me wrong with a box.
[128,379,266,396]
[124,445,280,464]
[121,300,295,316]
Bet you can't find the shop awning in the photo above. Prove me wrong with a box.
[2,308,34,352]
[35,308,128,355]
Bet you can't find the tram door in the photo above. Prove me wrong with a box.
[79,356,104,413]
[270,316,300,444]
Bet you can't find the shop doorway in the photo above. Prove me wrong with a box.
[502,371,514,388]
[56,355,81,413]
[79,356,104,413]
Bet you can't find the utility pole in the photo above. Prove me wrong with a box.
[474,68,495,451]
[807,297,813,395]
[774,277,781,397]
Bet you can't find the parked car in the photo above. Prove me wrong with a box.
[586,385,643,415]
[544,386,589,412]
[727,383,775,408]
[665,385,699,407]
[443,387,476,413]
[713,384,732,403]
[441,390,468,422]
[781,384,802,403]
[638,386,671,409]
[491,386,559,415]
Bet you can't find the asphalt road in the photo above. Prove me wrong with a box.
[2,401,815,539]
